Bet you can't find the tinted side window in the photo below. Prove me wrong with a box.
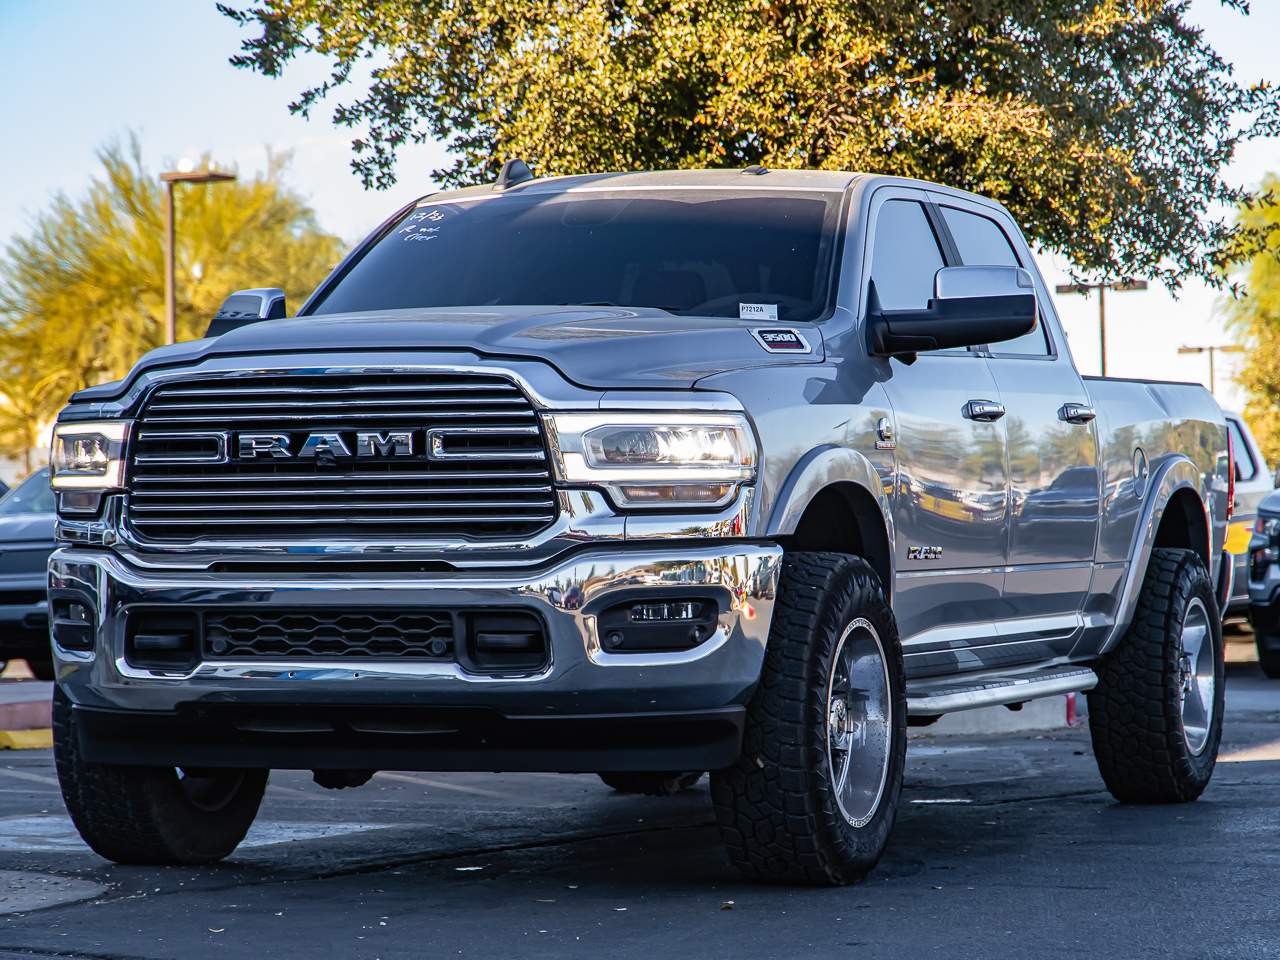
[1228,418,1258,481]
[870,200,945,310]
[941,206,1049,357]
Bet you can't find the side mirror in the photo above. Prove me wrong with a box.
[867,265,1037,359]
[206,288,287,338]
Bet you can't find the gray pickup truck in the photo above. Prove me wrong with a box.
[49,168,1232,884]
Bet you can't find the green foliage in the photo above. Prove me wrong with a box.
[0,136,343,469]
[220,0,1280,289]
[1228,173,1280,464]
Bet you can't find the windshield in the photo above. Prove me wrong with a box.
[0,467,53,516]
[310,189,843,323]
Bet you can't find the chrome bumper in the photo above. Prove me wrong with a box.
[50,543,782,717]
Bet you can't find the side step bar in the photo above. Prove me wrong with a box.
[906,666,1098,717]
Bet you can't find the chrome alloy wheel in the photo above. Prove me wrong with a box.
[1178,597,1215,756]
[825,617,892,828]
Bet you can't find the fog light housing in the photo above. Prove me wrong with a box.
[597,597,719,653]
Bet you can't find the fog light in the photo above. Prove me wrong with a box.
[630,601,701,622]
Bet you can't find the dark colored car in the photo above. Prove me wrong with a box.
[0,467,54,679]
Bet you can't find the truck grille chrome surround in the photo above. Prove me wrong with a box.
[125,372,558,542]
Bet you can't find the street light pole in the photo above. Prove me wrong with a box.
[160,167,237,344]
[1177,343,1245,396]
[1054,279,1148,377]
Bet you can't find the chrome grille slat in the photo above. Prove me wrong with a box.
[146,397,530,411]
[131,514,558,526]
[126,372,558,542]
[128,484,552,498]
[131,469,550,483]
[157,382,521,398]
[130,498,557,512]
[140,410,539,424]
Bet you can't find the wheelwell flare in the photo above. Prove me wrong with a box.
[783,483,892,596]
[1154,486,1211,572]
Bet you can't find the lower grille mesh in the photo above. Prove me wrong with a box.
[203,610,455,660]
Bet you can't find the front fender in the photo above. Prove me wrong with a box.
[765,444,896,584]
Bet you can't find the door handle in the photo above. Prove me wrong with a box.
[963,400,1006,422]
[1058,402,1097,425]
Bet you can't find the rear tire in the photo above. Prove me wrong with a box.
[53,687,267,865]
[711,552,905,885]
[26,658,55,682]
[1255,636,1280,679]
[1088,548,1224,803]
[597,772,703,796]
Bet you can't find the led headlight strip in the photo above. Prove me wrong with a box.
[543,412,757,509]
[50,421,131,491]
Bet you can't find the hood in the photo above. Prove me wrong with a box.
[72,307,825,401]
[0,512,55,545]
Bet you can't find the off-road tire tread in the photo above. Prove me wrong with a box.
[710,551,905,885]
[53,687,267,865]
[1087,548,1222,803]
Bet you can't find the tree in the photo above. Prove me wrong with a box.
[1228,173,1280,464]
[220,0,1280,289]
[0,136,344,470]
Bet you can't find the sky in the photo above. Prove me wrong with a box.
[2,1,1277,413]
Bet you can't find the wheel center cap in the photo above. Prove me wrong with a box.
[1179,653,1193,695]
[830,698,848,738]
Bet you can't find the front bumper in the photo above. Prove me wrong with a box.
[50,542,782,772]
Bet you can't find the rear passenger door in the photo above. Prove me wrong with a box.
[866,189,1010,668]
[931,196,1100,661]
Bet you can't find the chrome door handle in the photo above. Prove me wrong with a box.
[1059,403,1097,425]
[963,400,1006,422]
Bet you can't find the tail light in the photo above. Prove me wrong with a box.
[1226,428,1235,522]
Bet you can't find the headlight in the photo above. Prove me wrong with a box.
[545,412,757,509]
[50,421,130,491]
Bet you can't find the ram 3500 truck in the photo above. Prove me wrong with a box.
[49,168,1232,884]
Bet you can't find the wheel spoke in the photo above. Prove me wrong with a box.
[1177,597,1215,756]
[825,619,892,828]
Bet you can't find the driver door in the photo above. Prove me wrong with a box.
[865,189,1010,675]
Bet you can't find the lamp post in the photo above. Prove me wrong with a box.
[160,167,236,344]
[1177,343,1245,396]
[1053,279,1148,377]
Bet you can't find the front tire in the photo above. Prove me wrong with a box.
[26,658,55,682]
[1255,635,1280,679]
[53,688,267,865]
[711,552,906,885]
[1088,548,1224,803]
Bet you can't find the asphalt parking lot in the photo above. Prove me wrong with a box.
[0,664,1276,960]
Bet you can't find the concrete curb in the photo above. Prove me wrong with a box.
[0,681,54,749]
[0,699,51,732]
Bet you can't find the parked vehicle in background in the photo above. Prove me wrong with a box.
[1224,413,1271,624]
[1246,481,1280,678]
[49,168,1232,884]
[0,467,55,679]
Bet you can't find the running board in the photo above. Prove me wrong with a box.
[906,666,1098,716]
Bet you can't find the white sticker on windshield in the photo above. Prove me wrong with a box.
[739,303,779,321]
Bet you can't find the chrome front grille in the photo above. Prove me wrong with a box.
[126,371,558,542]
